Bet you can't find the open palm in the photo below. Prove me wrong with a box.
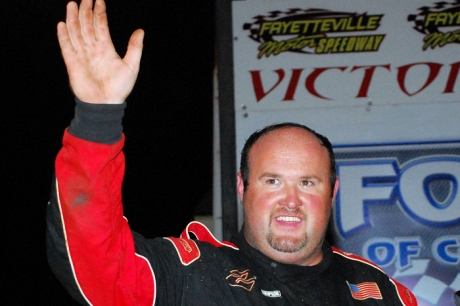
[57,0,144,104]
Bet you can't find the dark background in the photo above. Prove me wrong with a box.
[4,0,215,304]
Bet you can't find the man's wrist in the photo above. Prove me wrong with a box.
[68,98,126,144]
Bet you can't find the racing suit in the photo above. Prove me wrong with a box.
[46,99,418,305]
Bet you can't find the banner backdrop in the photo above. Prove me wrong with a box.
[232,1,460,305]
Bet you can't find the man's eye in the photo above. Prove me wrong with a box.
[301,180,313,186]
[267,179,279,184]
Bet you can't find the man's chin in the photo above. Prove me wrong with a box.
[267,235,308,253]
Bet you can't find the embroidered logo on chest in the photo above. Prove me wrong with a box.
[226,269,257,291]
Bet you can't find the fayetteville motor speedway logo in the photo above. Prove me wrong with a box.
[242,9,385,58]
[408,0,460,50]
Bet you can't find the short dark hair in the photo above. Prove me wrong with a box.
[239,122,337,196]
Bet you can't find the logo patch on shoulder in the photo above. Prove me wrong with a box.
[226,269,257,291]
[347,281,383,300]
[165,237,200,265]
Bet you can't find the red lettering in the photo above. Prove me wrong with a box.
[305,67,347,99]
[283,69,304,101]
[443,61,460,93]
[250,69,285,102]
[351,64,391,98]
[249,61,455,102]
[397,62,443,96]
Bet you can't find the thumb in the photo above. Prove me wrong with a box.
[124,29,145,74]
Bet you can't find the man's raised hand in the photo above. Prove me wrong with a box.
[57,0,144,104]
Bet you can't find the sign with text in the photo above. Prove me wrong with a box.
[232,1,460,305]
[333,142,460,306]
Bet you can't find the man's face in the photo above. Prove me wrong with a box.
[237,127,339,266]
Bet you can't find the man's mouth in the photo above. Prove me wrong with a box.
[276,216,301,222]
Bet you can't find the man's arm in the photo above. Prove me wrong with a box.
[47,1,155,304]
[47,107,155,305]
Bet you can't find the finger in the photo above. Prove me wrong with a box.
[93,0,111,43]
[66,1,85,50]
[57,22,80,75]
[124,29,145,74]
[79,0,96,44]
[57,21,76,54]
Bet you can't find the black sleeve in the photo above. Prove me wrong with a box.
[68,98,126,144]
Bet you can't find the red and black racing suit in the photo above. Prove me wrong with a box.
[46,99,418,305]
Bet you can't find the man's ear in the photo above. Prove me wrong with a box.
[332,176,340,202]
[237,172,245,204]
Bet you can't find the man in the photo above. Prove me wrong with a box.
[47,0,418,305]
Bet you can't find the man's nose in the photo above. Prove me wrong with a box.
[278,185,302,208]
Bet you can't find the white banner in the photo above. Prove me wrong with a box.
[233,0,460,145]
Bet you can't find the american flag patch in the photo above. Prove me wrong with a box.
[347,281,383,300]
